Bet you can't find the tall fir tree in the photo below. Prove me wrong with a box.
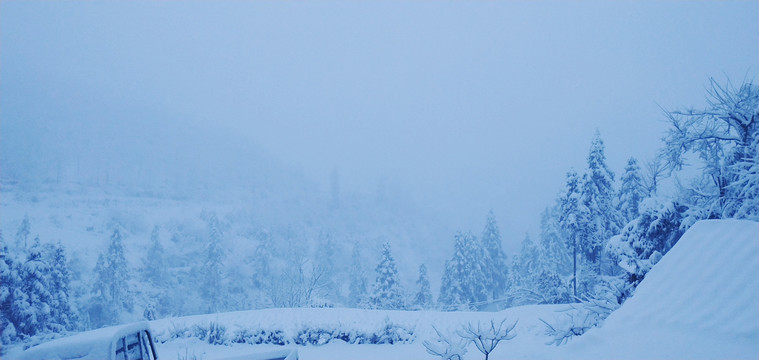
[106,228,133,311]
[559,169,588,298]
[480,211,509,300]
[368,243,405,310]
[45,241,77,331]
[15,215,30,251]
[19,236,54,336]
[581,130,621,273]
[140,226,169,318]
[251,231,273,290]
[348,243,368,308]
[618,157,646,224]
[200,214,226,313]
[0,232,19,344]
[511,233,545,290]
[438,232,488,309]
[90,228,132,327]
[141,226,167,286]
[539,206,572,277]
[413,264,433,309]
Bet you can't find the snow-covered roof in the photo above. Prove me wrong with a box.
[15,321,152,360]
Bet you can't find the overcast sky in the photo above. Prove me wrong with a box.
[2,1,757,247]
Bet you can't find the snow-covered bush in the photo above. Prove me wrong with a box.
[605,197,685,288]
[540,280,627,345]
[231,328,286,345]
[165,318,416,347]
[423,326,468,360]
[534,270,571,305]
[458,319,517,360]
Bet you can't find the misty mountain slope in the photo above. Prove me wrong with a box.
[0,123,455,313]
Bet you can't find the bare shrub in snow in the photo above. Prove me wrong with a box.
[458,319,517,360]
[423,325,468,360]
[540,281,627,345]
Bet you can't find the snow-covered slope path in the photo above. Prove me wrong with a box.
[564,219,759,359]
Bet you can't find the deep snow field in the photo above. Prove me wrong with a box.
[10,219,753,360]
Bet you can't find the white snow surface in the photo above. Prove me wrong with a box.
[563,219,759,359]
[7,219,758,359]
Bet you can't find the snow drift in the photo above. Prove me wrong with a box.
[565,219,759,359]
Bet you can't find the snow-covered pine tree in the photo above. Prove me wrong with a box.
[90,254,117,327]
[89,228,133,327]
[45,241,77,331]
[106,228,133,312]
[581,131,622,273]
[438,232,488,310]
[141,226,167,286]
[606,197,686,290]
[368,242,405,310]
[0,232,20,344]
[200,214,226,313]
[539,206,571,277]
[251,231,273,290]
[618,157,646,224]
[19,236,54,336]
[511,233,545,291]
[480,211,509,300]
[15,215,30,251]
[348,243,368,308]
[140,226,169,318]
[413,264,433,310]
[559,169,588,298]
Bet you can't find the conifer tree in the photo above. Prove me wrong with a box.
[539,206,571,277]
[581,131,621,273]
[0,232,19,344]
[413,264,433,309]
[141,226,169,318]
[480,211,508,300]
[15,215,30,250]
[368,243,405,310]
[618,157,646,224]
[438,232,488,309]
[200,214,226,313]
[251,231,273,290]
[90,228,132,327]
[348,243,368,307]
[142,226,167,286]
[91,254,119,327]
[19,236,54,336]
[513,234,545,288]
[45,241,77,331]
[559,169,588,298]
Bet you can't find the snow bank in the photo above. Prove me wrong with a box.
[565,220,759,359]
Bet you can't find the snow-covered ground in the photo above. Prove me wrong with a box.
[562,219,759,360]
[141,220,759,359]
[6,219,758,359]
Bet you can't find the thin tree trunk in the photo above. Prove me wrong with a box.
[573,235,577,298]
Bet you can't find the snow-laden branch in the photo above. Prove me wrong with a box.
[458,318,517,360]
